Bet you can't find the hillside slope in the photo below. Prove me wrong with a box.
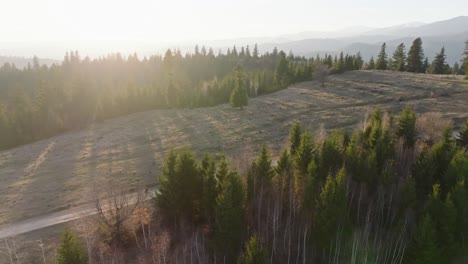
[0,71,467,226]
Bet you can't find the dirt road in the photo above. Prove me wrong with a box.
[0,188,155,239]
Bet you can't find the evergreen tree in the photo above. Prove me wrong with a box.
[274,51,291,88]
[254,145,274,186]
[397,106,417,148]
[407,37,425,73]
[230,65,249,109]
[392,43,406,71]
[156,150,203,226]
[432,47,449,74]
[313,168,350,252]
[156,149,179,224]
[247,145,274,202]
[294,130,314,176]
[55,228,86,264]
[406,214,441,264]
[275,149,294,212]
[376,43,388,70]
[201,154,217,222]
[367,56,376,70]
[289,121,302,154]
[354,52,364,70]
[336,52,345,73]
[239,235,269,264]
[214,170,245,263]
[294,130,314,204]
[253,43,259,59]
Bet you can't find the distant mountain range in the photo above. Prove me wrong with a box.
[1,16,467,66]
[256,16,468,64]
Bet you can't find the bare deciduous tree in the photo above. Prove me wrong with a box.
[315,63,330,88]
[93,183,143,248]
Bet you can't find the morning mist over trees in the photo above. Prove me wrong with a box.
[0,0,467,263]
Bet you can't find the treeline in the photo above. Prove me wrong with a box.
[150,107,468,263]
[0,46,364,150]
[366,38,468,75]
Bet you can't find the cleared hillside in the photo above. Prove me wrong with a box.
[1,70,467,226]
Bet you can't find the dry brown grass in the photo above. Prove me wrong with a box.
[0,70,467,227]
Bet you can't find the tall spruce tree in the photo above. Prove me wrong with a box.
[230,65,248,109]
[313,168,350,252]
[156,150,203,226]
[214,170,245,263]
[407,37,424,73]
[392,43,406,71]
[432,47,449,74]
[376,43,388,70]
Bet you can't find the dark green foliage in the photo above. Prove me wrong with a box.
[407,38,425,73]
[313,168,350,251]
[156,150,203,227]
[392,43,406,71]
[239,235,269,264]
[201,154,217,222]
[316,130,345,180]
[432,47,449,74]
[247,145,274,201]
[289,121,302,154]
[406,214,441,264]
[397,106,417,148]
[275,149,294,213]
[345,109,394,188]
[214,170,245,263]
[451,181,468,249]
[254,145,275,185]
[294,130,314,176]
[55,228,86,264]
[412,136,456,201]
[376,43,388,70]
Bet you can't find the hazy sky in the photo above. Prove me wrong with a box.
[2,0,467,43]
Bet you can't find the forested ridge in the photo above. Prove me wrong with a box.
[1,38,467,151]
[0,46,366,150]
